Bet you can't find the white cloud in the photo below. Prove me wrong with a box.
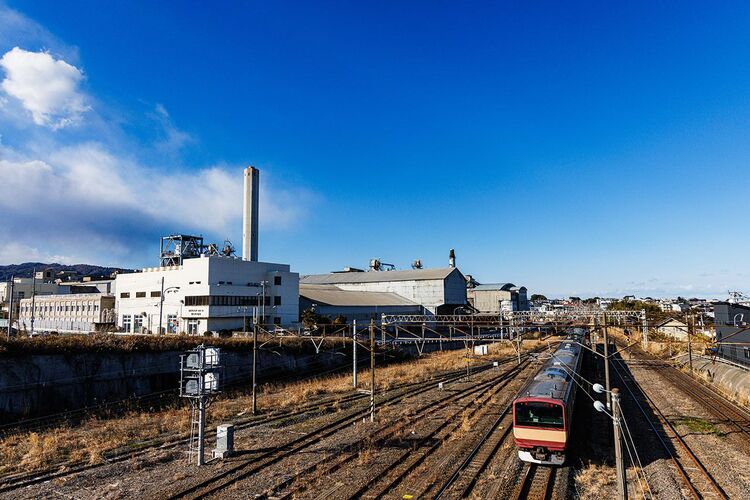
[152,103,192,154]
[0,242,77,265]
[0,12,313,267]
[0,144,313,265]
[0,47,89,128]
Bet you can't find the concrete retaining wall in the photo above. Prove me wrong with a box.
[676,353,750,407]
[0,347,352,421]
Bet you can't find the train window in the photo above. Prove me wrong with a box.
[515,402,564,429]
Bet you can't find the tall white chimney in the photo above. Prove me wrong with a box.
[449,248,456,268]
[242,166,259,261]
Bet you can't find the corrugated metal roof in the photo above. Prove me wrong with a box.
[299,284,419,306]
[472,283,515,291]
[301,267,458,284]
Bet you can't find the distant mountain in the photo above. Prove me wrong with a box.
[0,262,135,282]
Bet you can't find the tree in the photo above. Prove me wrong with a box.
[530,294,547,301]
[301,308,319,329]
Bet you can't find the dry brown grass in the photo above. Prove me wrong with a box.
[575,462,615,499]
[0,333,350,356]
[0,339,539,477]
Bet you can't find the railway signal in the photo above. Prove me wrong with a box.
[180,345,222,465]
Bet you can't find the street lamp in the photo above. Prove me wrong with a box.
[593,385,627,500]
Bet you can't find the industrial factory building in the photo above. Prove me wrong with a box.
[17,293,116,334]
[299,284,422,323]
[116,255,298,333]
[300,253,467,316]
[467,283,529,313]
[115,167,300,334]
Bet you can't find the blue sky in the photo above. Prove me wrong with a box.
[0,1,749,298]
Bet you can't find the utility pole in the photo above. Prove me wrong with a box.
[157,276,165,335]
[7,276,14,339]
[352,320,358,388]
[687,314,693,373]
[369,318,375,423]
[252,319,258,415]
[603,315,612,410]
[260,280,267,328]
[30,268,36,336]
[612,388,628,500]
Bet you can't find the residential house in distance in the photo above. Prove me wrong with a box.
[655,318,688,341]
[714,302,750,366]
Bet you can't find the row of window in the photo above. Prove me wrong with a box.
[121,314,199,334]
[20,303,100,314]
[184,295,280,306]
[120,291,161,299]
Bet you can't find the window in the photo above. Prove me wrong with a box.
[122,314,132,333]
[136,291,146,298]
[18,292,25,299]
[185,295,209,306]
[150,291,161,298]
[273,317,281,325]
[514,401,564,429]
[274,276,282,286]
[167,314,178,333]
[274,296,282,306]
[133,315,143,333]
[120,292,130,298]
[744,348,750,360]
[187,319,199,335]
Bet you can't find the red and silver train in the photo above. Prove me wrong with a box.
[512,329,586,465]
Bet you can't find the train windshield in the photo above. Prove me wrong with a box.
[515,401,564,429]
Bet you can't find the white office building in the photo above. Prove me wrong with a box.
[115,255,299,334]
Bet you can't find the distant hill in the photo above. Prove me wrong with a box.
[0,262,135,282]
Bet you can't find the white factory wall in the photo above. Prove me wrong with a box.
[326,272,466,314]
[115,256,299,334]
[17,293,116,334]
[329,280,444,313]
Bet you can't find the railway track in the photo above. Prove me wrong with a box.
[511,463,556,500]
[0,353,523,495]
[164,353,535,499]
[433,399,515,498]
[0,387,368,494]
[611,357,728,499]
[643,358,750,445]
[350,365,530,500]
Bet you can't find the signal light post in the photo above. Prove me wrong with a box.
[180,345,222,466]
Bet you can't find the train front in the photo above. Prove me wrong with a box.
[512,396,567,465]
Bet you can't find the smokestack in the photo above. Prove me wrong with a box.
[242,166,259,261]
[449,248,456,268]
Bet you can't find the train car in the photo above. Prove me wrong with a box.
[512,333,585,465]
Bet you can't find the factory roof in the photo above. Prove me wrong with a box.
[299,284,419,306]
[472,283,517,291]
[300,267,458,284]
